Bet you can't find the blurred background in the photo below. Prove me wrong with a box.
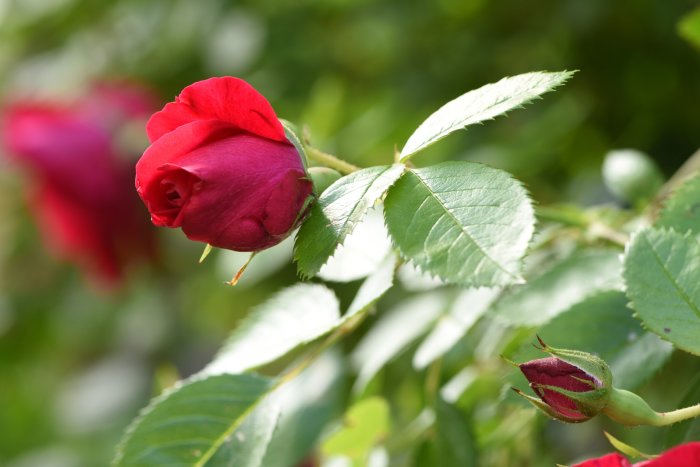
[0,0,698,465]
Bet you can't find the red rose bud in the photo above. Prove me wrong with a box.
[135,77,313,252]
[514,338,612,423]
[1,83,157,285]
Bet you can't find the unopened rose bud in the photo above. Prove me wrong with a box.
[513,338,612,423]
[517,356,609,422]
[136,77,314,252]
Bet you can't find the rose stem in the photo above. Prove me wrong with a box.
[305,146,360,175]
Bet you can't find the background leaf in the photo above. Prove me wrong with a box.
[205,284,340,375]
[351,292,449,392]
[294,164,405,278]
[512,291,673,390]
[399,71,574,160]
[413,287,500,370]
[317,207,393,283]
[623,227,700,355]
[321,397,390,465]
[114,373,274,467]
[384,162,535,287]
[261,351,347,467]
[657,174,700,235]
[492,249,622,326]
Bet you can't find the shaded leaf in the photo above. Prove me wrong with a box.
[492,249,622,326]
[384,162,534,287]
[400,71,575,160]
[657,174,700,235]
[624,228,700,355]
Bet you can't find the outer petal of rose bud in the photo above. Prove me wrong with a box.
[572,452,632,467]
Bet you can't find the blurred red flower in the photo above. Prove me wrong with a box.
[1,82,159,286]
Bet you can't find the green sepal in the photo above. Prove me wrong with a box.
[535,336,613,389]
[511,388,588,424]
[532,383,610,418]
[280,119,309,170]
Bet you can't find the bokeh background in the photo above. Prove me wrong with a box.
[0,1,698,465]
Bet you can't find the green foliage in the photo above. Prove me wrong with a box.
[321,397,390,465]
[492,249,622,326]
[602,149,664,204]
[624,228,700,355]
[351,292,449,391]
[679,7,700,49]
[294,164,405,278]
[384,162,535,287]
[205,284,340,375]
[429,399,478,467]
[399,71,575,160]
[113,373,274,466]
[657,174,700,234]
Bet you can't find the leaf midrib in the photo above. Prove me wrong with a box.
[411,170,518,281]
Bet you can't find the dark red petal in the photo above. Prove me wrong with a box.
[573,452,632,467]
[520,357,596,420]
[146,77,287,144]
[160,134,311,251]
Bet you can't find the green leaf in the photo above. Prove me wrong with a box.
[205,400,280,467]
[513,291,672,390]
[345,254,396,319]
[623,227,700,355]
[384,162,535,287]
[657,174,700,235]
[431,399,478,467]
[351,292,448,391]
[679,7,700,49]
[399,70,575,160]
[261,352,346,467]
[413,287,500,370]
[113,373,274,467]
[205,284,340,375]
[294,164,405,278]
[321,397,390,463]
[317,208,393,282]
[492,249,622,326]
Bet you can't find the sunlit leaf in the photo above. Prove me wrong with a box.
[205,284,340,375]
[113,373,274,466]
[384,162,534,287]
[321,397,390,463]
[399,71,575,160]
[351,292,448,392]
[414,287,500,369]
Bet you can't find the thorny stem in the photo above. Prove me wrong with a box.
[305,146,360,175]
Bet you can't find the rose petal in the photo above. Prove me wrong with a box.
[146,77,287,144]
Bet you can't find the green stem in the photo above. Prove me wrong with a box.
[305,146,360,175]
[603,387,700,426]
